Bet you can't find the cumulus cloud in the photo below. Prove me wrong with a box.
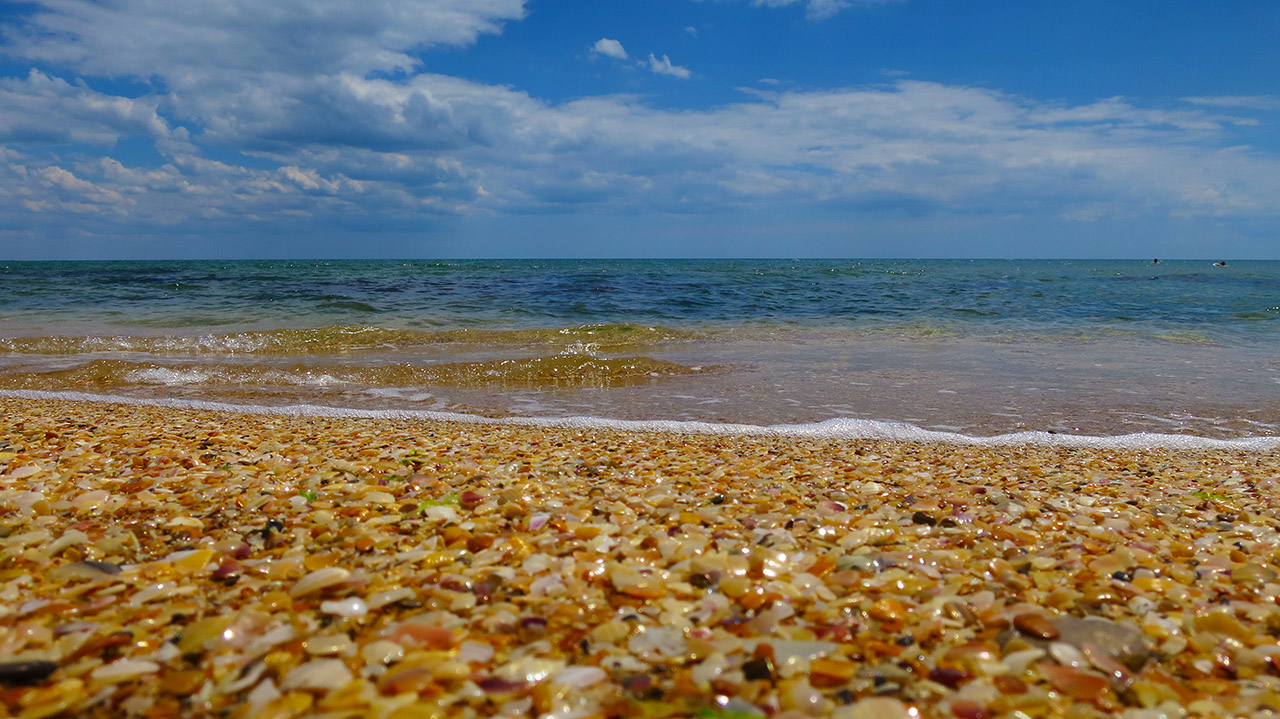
[591,38,628,60]
[4,0,526,77]
[646,54,692,79]
[0,70,171,146]
[2,0,527,145]
[1,0,1279,253]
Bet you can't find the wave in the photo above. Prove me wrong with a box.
[0,323,703,356]
[1,389,1276,451]
[0,355,718,391]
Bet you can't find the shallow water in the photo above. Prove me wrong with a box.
[1,259,1277,439]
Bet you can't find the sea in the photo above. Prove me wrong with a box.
[1,259,1277,448]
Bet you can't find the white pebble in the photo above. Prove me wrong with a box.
[457,640,494,664]
[92,659,160,682]
[1048,641,1087,668]
[361,639,405,665]
[290,567,351,597]
[365,587,414,610]
[551,665,607,688]
[305,633,355,656]
[628,626,687,661]
[246,679,281,707]
[282,658,353,690]
[320,597,369,618]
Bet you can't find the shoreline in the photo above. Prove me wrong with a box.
[3,389,1279,452]
[3,396,1280,717]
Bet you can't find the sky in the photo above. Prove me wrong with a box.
[0,0,1278,259]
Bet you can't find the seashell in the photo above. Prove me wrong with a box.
[608,563,667,599]
[305,633,355,656]
[177,616,234,655]
[458,640,495,664]
[46,529,89,557]
[628,626,687,660]
[91,659,160,682]
[282,658,353,691]
[320,597,368,618]
[845,697,913,719]
[71,489,110,513]
[551,665,607,688]
[8,464,44,479]
[493,656,564,684]
[867,597,909,622]
[1048,641,1086,668]
[50,560,122,581]
[1037,663,1110,701]
[389,622,454,649]
[361,639,405,665]
[366,587,415,609]
[1013,612,1059,640]
[290,567,352,597]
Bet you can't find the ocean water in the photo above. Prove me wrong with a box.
[1,258,1277,443]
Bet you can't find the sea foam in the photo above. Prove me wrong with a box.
[3,389,1277,451]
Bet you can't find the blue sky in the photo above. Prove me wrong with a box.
[1,0,1278,259]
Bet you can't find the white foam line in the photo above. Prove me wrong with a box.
[2,389,1278,451]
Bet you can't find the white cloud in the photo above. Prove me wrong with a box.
[3,0,527,144]
[1,0,1279,251]
[5,0,527,78]
[646,54,692,79]
[0,70,171,146]
[5,73,1280,238]
[591,38,628,60]
[1181,95,1280,111]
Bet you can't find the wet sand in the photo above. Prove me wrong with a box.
[2,397,1280,718]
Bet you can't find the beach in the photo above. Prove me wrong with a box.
[3,397,1280,718]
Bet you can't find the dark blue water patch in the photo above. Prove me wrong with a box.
[0,259,1277,344]
[317,300,381,313]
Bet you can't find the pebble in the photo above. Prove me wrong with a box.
[0,660,58,685]
[1,397,1278,719]
[90,659,160,682]
[319,596,369,618]
[1053,617,1153,671]
[290,567,352,597]
[281,659,353,690]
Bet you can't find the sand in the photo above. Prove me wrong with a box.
[2,397,1280,718]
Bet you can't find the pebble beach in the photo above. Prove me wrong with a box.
[3,397,1280,718]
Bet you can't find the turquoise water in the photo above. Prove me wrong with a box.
[1,259,1277,438]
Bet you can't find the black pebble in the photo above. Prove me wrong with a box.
[911,511,937,526]
[688,572,716,589]
[0,660,58,686]
[741,656,774,681]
